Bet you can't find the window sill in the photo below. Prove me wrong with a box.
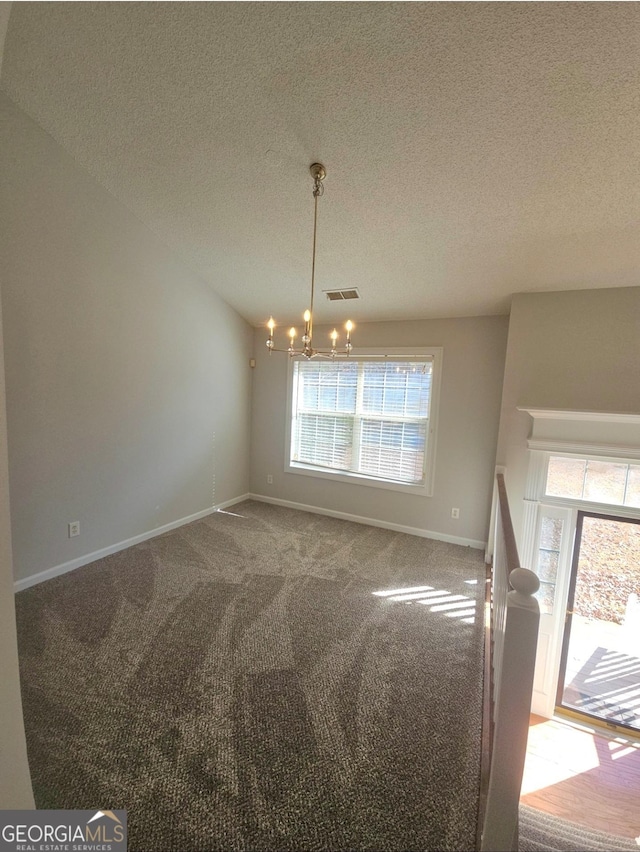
[286,461,431,496]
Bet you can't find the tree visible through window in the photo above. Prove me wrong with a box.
[289,358,435,487]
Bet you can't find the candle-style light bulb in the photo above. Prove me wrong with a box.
[266,316,276,351]
[330,328,338,358]
[302,309,311,348]
[345,319,353,356]
[289,327,296,340]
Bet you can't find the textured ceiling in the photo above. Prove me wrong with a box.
[2,2,640,326]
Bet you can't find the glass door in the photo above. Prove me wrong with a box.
[556,512,640,732]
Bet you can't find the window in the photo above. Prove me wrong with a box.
[545,456,640,509]
[532,512,566,615]
[286,350,441,494]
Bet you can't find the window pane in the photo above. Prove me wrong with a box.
[294,414,353,470]
[546,457,586,498]
[624,465,640,508]
[302,378,319,410]
[583,460,627,505]
[537,549,559,584]
[361,362,431,418]
[359,419,426,483]
[535,581,556,616]
[534,515,564,615]
[539,516,563,551]
[546,455,640,509]
[297,362,357,414]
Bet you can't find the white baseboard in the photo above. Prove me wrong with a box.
[13,493,251,593]
[247,493,486,550]
[14,491,484,592]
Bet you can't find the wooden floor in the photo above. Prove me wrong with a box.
[521,714,640,839]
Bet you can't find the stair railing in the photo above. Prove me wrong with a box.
[480,472,540,851]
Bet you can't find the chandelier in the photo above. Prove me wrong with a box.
[266,163,353,359]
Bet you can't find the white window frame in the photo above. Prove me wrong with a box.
[284,347,442,496]
[539,450,640,517]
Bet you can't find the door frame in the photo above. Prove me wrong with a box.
[555,510,640,733]
[522,448,640,719]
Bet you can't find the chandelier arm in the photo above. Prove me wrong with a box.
[267,345,345,359]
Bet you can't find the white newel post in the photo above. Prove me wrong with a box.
[482,567,540,852]
[481,474,540,851]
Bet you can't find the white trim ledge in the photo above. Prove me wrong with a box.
[527,438,640,459]
[13,493,251,593]
[248,493,486,550]
[518,408,640,424]
[518,407,640,453]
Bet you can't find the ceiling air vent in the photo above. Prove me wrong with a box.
[324,288,360,301]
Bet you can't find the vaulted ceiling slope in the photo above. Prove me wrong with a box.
[2,3,640,325]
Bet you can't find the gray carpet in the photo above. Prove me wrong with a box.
[519,804,639,851]
[15,499,485,851]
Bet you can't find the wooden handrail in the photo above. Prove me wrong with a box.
[496,472,521,577]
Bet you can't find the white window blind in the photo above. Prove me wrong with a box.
[290,359,433,486]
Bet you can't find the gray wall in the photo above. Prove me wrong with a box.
[251,316,509,546]
[0,2,35,808]
[0,94,253,584]
[496,286,640,548]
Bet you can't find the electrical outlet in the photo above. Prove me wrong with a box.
[267,474,273,484]
[68,521,80,538]
[451,508,460,519]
